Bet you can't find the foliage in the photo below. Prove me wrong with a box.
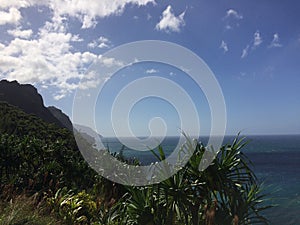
[0,102,97,194]
[114,135,271,225]
[0,102,73,145]
[0,133,97,195]
[47,188,97,224]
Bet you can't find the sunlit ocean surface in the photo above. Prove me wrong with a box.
[101,135,300,225]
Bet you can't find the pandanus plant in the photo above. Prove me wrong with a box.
[113,134,270,225]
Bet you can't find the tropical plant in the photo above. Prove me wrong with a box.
[115,135,270,225]
[47,188,97,224]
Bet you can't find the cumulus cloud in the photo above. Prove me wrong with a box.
[223,9,243,31]
[77,56,125,91]
[253,30,263,48]
[0,0,41,10]
[0,19,98,99]
[0,0,156,28]
[156,5,185,33]
[0,0,156,99]
[0,8,21,25]
[97,56,124,67]
[220,40,229,53]
[54,0,156,29]
[87,40,97,49]
[50,0,155,20]
[7,28,33,39]
[225,9,243,20]
[88,36,112,49]
[81,15,97,29]
[269,33,282,48]
[98,36,111,48]
[71,34,84,42]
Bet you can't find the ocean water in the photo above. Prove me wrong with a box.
[101,135,300,225]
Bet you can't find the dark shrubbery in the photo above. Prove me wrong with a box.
[0,102,97,195]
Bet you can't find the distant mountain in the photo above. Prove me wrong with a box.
[0,80,65,129]
[48,106,73,131]
[74,123,103,147]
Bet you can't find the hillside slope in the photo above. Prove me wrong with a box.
[0,101,96,192]
[0,80,64,128]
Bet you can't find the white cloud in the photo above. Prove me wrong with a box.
[241,31,264,58]
[241,31,263,59]
[146,69,158,74]
[87,40,97,49]
[78,71,102,90]
[98,36,111,48]
[0,0,156,28]
[98,42,109,48]
[220,40,229,53]
[88,36,111,49]
[50,0,156,29]
[78,79,102,90]
[0,7,21,25]
[0,0,156,99]
[0,20,98,99]
[7,28,33,39]
[253,30,263,48]
[0,0,41,10]
[156,5,185,33]
[241,45,249,59]
[81,15,97,29]
[97,56,124,67]
[51,0,155,18]
[54,93,66,100]
[71,34,84,42]
[44,13,68,33]
[269,33,282,48]
[225,9,243,20]
[99,36,109,42]
[0,43,5,50]
[223,9,243,31]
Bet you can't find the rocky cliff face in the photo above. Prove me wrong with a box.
[48,106,73,131]
[0,80,66,129]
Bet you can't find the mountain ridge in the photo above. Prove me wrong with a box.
[0,80,70,130]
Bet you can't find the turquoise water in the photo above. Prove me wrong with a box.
[101,135,300,224]
[245,135,300,225]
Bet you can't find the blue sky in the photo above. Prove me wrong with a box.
[0,0,300,136]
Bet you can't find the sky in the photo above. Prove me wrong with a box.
[0,0,300,137]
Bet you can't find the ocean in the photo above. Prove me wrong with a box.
[101,135,300,225]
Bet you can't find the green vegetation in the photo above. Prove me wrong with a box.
[0,102,97,194]
[0,102,270,224]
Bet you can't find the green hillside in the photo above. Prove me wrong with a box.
[0,102,97,194]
